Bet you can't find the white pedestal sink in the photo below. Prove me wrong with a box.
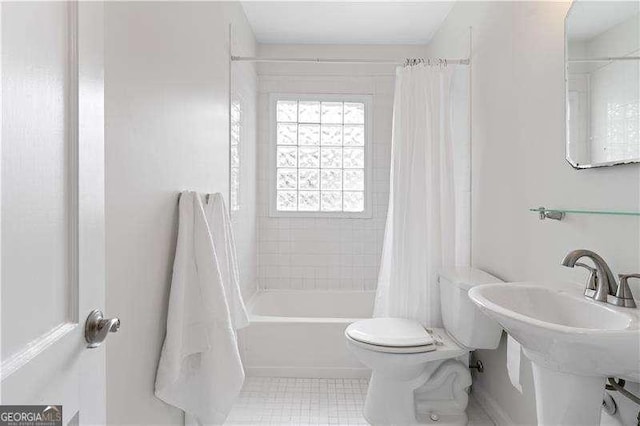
[468,282,640,426]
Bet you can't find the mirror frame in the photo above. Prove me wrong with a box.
[564,1,640,170]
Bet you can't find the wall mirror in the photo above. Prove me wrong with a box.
[565,1,639,169]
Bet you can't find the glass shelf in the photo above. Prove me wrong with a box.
[531,207,640,221]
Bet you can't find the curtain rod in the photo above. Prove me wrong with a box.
[231,55,471,65]
[568,56,640,63]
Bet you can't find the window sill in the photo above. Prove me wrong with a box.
[268,210,373,219]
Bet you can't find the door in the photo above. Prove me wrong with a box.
[1,2,108,424]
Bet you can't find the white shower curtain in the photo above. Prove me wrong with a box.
[373,63,458,327]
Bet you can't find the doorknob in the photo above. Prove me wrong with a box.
[85,309,120,348]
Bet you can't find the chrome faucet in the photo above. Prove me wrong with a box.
[562,249,637,308]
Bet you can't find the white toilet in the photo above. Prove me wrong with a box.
[345,267,503,425]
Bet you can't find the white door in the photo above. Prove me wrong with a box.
[1,2,108,424]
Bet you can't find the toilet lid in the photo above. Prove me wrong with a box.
[345,318,434,347]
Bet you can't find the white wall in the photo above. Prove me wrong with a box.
[255,44,425,291]
[104,3,256,424]
[426,2,640,425]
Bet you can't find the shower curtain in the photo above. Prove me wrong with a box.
[373,62,458,327]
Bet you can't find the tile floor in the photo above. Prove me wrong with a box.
[225,377,495,425]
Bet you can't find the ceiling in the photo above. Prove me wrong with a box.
[567,1,639,41]
[240,2,455,45]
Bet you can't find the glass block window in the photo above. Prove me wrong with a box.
[272,96,370,216]
[230,99,241,213]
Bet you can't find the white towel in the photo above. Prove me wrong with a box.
[155,191,246,425]
[204,193,249,330]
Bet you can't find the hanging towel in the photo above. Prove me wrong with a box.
[155,191,246,425]
[204,193,249,330]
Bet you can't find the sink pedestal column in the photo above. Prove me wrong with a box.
[531,362,605,426]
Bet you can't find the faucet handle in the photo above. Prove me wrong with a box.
[612,274,638,308]
[575,262,598,291]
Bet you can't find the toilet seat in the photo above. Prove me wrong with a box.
[346,318,435,347]
[346,335,437,354]
[346,318,469,357]
[346,326,467,360]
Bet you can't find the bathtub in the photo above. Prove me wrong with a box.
[240,290,375,378]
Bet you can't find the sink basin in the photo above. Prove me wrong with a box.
[475,284,632,330]
[469,282,640,426]
[469,282,639,379]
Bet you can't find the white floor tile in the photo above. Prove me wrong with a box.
[226,377,494,426]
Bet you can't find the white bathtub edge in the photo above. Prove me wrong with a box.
[246,366,371,379]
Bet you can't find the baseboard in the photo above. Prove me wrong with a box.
[471,385,515,426]
[246,366,371,379]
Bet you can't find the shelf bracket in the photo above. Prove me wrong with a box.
[537,207,565,221]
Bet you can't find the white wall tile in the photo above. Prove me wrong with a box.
[256,65,395,290]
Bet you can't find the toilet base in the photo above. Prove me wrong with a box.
[362,359,472,425]
[364,365,428,424]
[345,328,474,425]
[417,412,469,426]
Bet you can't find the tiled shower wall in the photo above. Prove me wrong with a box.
[256,73,394,290]
[255,44,470,292]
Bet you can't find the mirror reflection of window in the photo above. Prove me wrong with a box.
[565,0,639,168]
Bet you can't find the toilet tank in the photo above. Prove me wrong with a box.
[438,267,503,350]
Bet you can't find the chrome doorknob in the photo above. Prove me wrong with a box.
[85,309,120,348]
